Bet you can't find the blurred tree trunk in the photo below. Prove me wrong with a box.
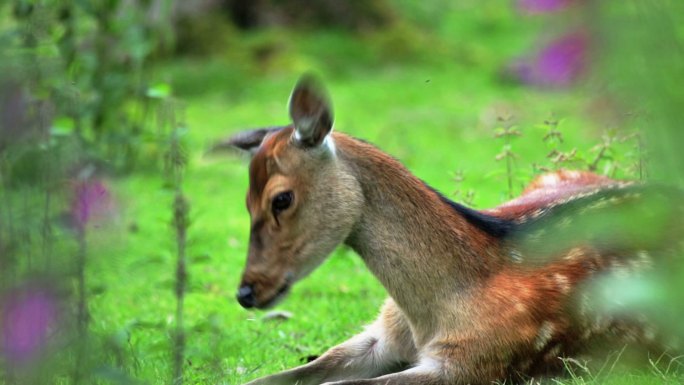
[222,0,396,31]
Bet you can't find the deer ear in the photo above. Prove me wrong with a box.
[209,127,282,156]
[289,75,333,148]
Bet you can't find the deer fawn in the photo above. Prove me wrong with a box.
[225,75,681,385]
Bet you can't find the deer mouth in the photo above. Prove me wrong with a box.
[258,281,291,309]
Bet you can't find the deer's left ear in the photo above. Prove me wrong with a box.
[209,127,282,156]
[289,75,333,148]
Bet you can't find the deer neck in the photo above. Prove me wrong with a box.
[335,134,505,332]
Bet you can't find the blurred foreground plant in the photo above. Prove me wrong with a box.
[3,0,176,172]
[154,90,190,385]
[70,172,114,384]
[1,1,161,382]
[512,0,684,379]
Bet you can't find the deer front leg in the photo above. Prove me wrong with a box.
[321,354,498,385]
[321,360,444,385]
[321,333,516,385]
[243,332,396,385]
[244,299,415,385]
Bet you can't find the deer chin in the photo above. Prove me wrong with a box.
[256,281,291,309]
[255,272,295,309]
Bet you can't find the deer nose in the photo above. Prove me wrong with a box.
[237,285,256,308]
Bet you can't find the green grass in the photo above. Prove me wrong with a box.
[6,2,680,385]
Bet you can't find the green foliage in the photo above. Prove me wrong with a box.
[1,0,175,173]
[591,1,684,184]
[494,117,522,198]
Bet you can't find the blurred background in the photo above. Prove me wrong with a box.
[1,1,683,384]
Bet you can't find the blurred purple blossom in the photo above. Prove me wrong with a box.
[71,179,114,230]
[518,0,577,14]
[507,31,589,87]
[2,286,58,364]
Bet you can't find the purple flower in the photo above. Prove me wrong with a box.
[71,179,114,230]
[507,31,589,87]
[2,286,58,364]
[518,0,577,14]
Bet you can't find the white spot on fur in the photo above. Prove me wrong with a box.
[563,247,585,261]
[294,117,316,138]
[509,249,523,263]
[631,250,653,270]
[515,302,527,313]
[535,322,555,350]
[541,173,560,185]
[643,327,656,342]
[293,125,335,156]
[323,134,336,156]
[554,273,571,294]
[293,129,302,141]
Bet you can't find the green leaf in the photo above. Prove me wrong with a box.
[146,83,172,99]
[50,116,75,136]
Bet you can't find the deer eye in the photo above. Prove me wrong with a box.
[272,191,293,214]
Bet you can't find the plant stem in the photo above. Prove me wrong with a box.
[172,192,188,385]
[73,225,88,385]
[168,109,189,385]
[506,145,513,199]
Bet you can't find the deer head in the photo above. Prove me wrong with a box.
[226,75,364,309]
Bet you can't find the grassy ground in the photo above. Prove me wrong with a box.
[72,3,680,385]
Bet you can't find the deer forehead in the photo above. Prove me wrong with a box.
[248,130,285,205]
[247,127,310,207]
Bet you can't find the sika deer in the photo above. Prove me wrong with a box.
[226,75,682,385]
